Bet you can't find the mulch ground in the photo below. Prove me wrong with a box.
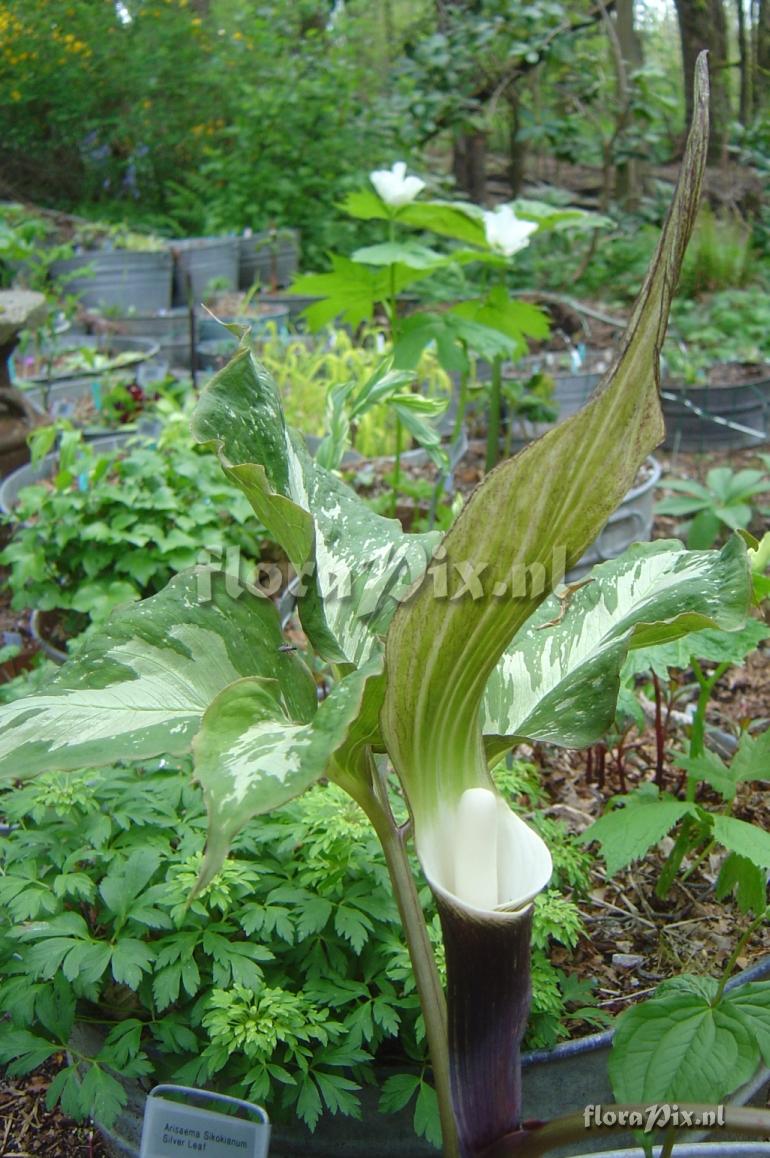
[1,436,769,1153]
[0,1058,108,1157]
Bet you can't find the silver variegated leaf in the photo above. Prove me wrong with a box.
[0,570,317,780]
[193,657,382,888]
[192,349,438,666]
[483,537,751,754]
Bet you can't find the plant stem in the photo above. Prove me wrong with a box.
[477,1104,770,1158]
[689,657,728,769]
[715,907,768,1002]
[345,757,459,1158]
[392,415,402,519]
[451,352,469,444]
[485,356,503,473]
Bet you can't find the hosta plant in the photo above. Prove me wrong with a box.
[0,57,765,1158]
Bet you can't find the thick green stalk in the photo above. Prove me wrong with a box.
[339,758,459,1158]
[658,654,729,898]
[485,355,503,473]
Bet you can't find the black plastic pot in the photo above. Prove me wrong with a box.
[661,363,770,452]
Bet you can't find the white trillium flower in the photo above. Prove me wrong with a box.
[370,161,426,209]
[483,204,538,258]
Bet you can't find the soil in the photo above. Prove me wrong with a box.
[1,438,769,1154]
[666,360,770,389]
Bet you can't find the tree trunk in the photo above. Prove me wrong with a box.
[736,0,751,121]
[506,92,526,197]
[758,0,770,111]
[674,0,731,163]
[452,129,487,203]
[614,0,644,207]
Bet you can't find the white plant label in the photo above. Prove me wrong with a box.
[140,1093,270,1158]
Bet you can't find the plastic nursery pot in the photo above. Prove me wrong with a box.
[519,348,616,421]
[0,433,132,516]
[238,229,300,291]
[195,303,291,344]
[19,378,162,441]
[11,335,161,386]
[88,308,194,371]
[49,248,173,313]
[29,610,69,665]
[171,237,240,307]
[661,362,770,452]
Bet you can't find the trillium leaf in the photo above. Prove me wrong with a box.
[0,570,316,781]
[351,241,448,270]
[193,658,381,889]
[482,538,751,753]
[609,985,760,1104]
[192,346,439,666]
[396,199,487,246]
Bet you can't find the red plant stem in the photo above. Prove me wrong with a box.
[652,671,665,788]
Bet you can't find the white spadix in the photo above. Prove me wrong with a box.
[418,785,553,916]
[455,787,500,909]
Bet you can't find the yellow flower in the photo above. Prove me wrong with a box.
[10,89,22,101]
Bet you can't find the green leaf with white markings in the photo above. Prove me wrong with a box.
[0,570,316,781]
[192,345,439,666]
[193,657,383,889]
[482,538,750,754]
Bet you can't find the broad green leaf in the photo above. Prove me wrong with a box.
[193,658,382,888]
[0,1029,60,1075]
[482,539,750,753]
[581,789,696,875]
[730,728,770,784]
[383,59,710,841]
[673,748,736,800]
[192,348,439,666]
[451,287,550,351]
[393,311,521,373]
[111,938,155,989]
[711,814,770,869]
[715,853,767,914]
[351,241,447,270]
[725,983,770,1065]
[397,199,487,246]
[0,570,316,781]
[338,189,391,222]
[289,256,427,330]
[610,984,759,1104]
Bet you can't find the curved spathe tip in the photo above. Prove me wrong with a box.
[418,787,552,918]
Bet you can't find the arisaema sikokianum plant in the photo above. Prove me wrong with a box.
[0,57,761,1158]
